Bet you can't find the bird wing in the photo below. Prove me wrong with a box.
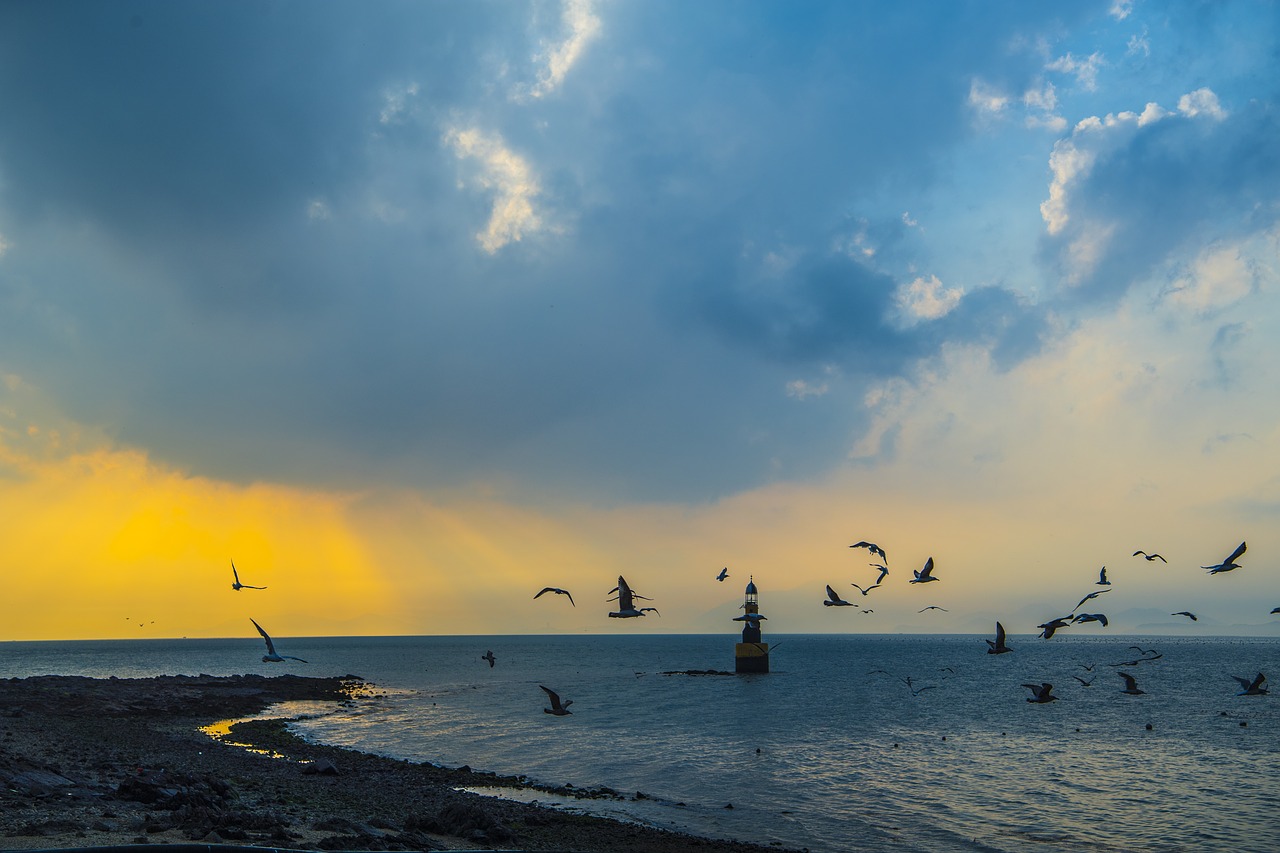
[564,590,575,606]
[540,685,562,708]
[1119,672,1138,690]
[1227,541,1247,563]
[919,557,934,578]
[232,561,241,583]
[534,588,553,599]
[826,584,840,602]
[1252,673,1266,690]
[250,618,276,655]
[995,622,1006,643]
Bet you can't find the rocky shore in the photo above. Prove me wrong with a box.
[0,674,799,852]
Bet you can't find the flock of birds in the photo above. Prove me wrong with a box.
[233,537,1274,716]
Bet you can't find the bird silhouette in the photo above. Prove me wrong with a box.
[540,685,573,715]
[250,618,307,664]
[1022,683,1058,703]
[869,564,890,584]
[1230,673,1267,696]
[482,650,496,667]
[534,587,575,606]
[1172,611,1198,621]
[919,605,948,613]
[1118,672,1145,695]
[608,576,657,618]
[231,560,266,591]
[986,622,1012,655]
[910,557,939,584]
[850,541,887,562]
[1133,551,1167,563]
[1072,613,1108,627]
[716,567,729,582]
[823,585,854,607]
[1038,617,1072,640]
[1096,566,1110,586]
[1072,674,1095,687]
[1203,541,1246,574]
[1073,589,1111,612]
[903,676,938,697]
[851,582,881,597]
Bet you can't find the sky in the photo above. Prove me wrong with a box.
[1,0,1278,642]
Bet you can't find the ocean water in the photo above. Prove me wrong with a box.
[3,633,1278,852]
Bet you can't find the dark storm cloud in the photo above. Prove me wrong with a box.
[0,1,1195,504]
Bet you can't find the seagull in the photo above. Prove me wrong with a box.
[1230,673,1267,696]
[823,585,854,607]
[534,587,575,606]
[1038,617,1072,640]
[850,582,881,596]
[1072,675,1095,687]
[1172,611,1198,621]
[909,557,938,584]
[231,560,266,591]
[540,685,573,715]
[850,541,887,562]
[870,564,890,584]
[1133,551,1167,563]
[1073,589,1111,612]
[733,612,767,624]
[986,621,1012,655]
[919,606,948,612]
[1072,613,1109,627]
[482,650,496,667]
[608,576,656,618]
[1118,672,1145,695]
[1022,683,1058,703]
[250,618,307,664]
[1271,607,1280,615]
[1096,566,1110,586]
[1203,541,1246,575]
[716,567,729,582]
[903,676,937,697]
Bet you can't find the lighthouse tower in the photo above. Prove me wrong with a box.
[733,576,769,673]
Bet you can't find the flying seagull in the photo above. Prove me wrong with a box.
[540,685,573,715]
[608,576,658,618]
[1073,588,1111,612]
[1072,613,1109,627]
[1172,611,1198,622]
[1118,672,1145,695]
[1230,673,1267,696]
[1096,567,1110,586]
[870,564,890,584]
[481,650,496,667]
[851,582,881,597]
[1203,541,1246,575]
[733,612,767,624]
[1022,683,1058,703]
[919,605,949,613]
[231,560,266,591]
[1133,551,1167,563]
[909,557,939,584]
[1072,675,1095,687]
[250,618,307,664]
[1038,617,1072,640]
[716,567,729,582]
[902,676,937,697]
[1271,607,1280,615]
[850,541,887,562]
[534,587,575,606]
[986,622,1012,655]
[823,585,854,607]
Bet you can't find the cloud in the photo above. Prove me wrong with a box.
[1178,87,1228,120]
[1046,51,1105,91]
[444,125,546,252]
[896,275,964,323]
[1162,243,1258,313]
[526,0,601,99]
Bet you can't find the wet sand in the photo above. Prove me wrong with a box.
[0,673,800,852]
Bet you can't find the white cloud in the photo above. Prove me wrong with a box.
[896,274,964,322]
[306,199,331,221]
[444,126,544,253]
[1177,87,1227,120]
[1109,0,1134,21]
[1046,52,1105,91]
[1127,28,1150,58]
[1163,243,1257,313]
[968,79,1009,117]
[527,0,601,99]
[379,82,420,125]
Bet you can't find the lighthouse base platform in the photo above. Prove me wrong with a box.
[734,642,770,673]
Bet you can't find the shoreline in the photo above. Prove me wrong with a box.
[0,673,802,852]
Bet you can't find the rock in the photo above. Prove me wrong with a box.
[303,758,340,776]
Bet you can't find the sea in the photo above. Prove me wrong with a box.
[3,633,1278,852]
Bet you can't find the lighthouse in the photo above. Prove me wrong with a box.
[732,576,769,673]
